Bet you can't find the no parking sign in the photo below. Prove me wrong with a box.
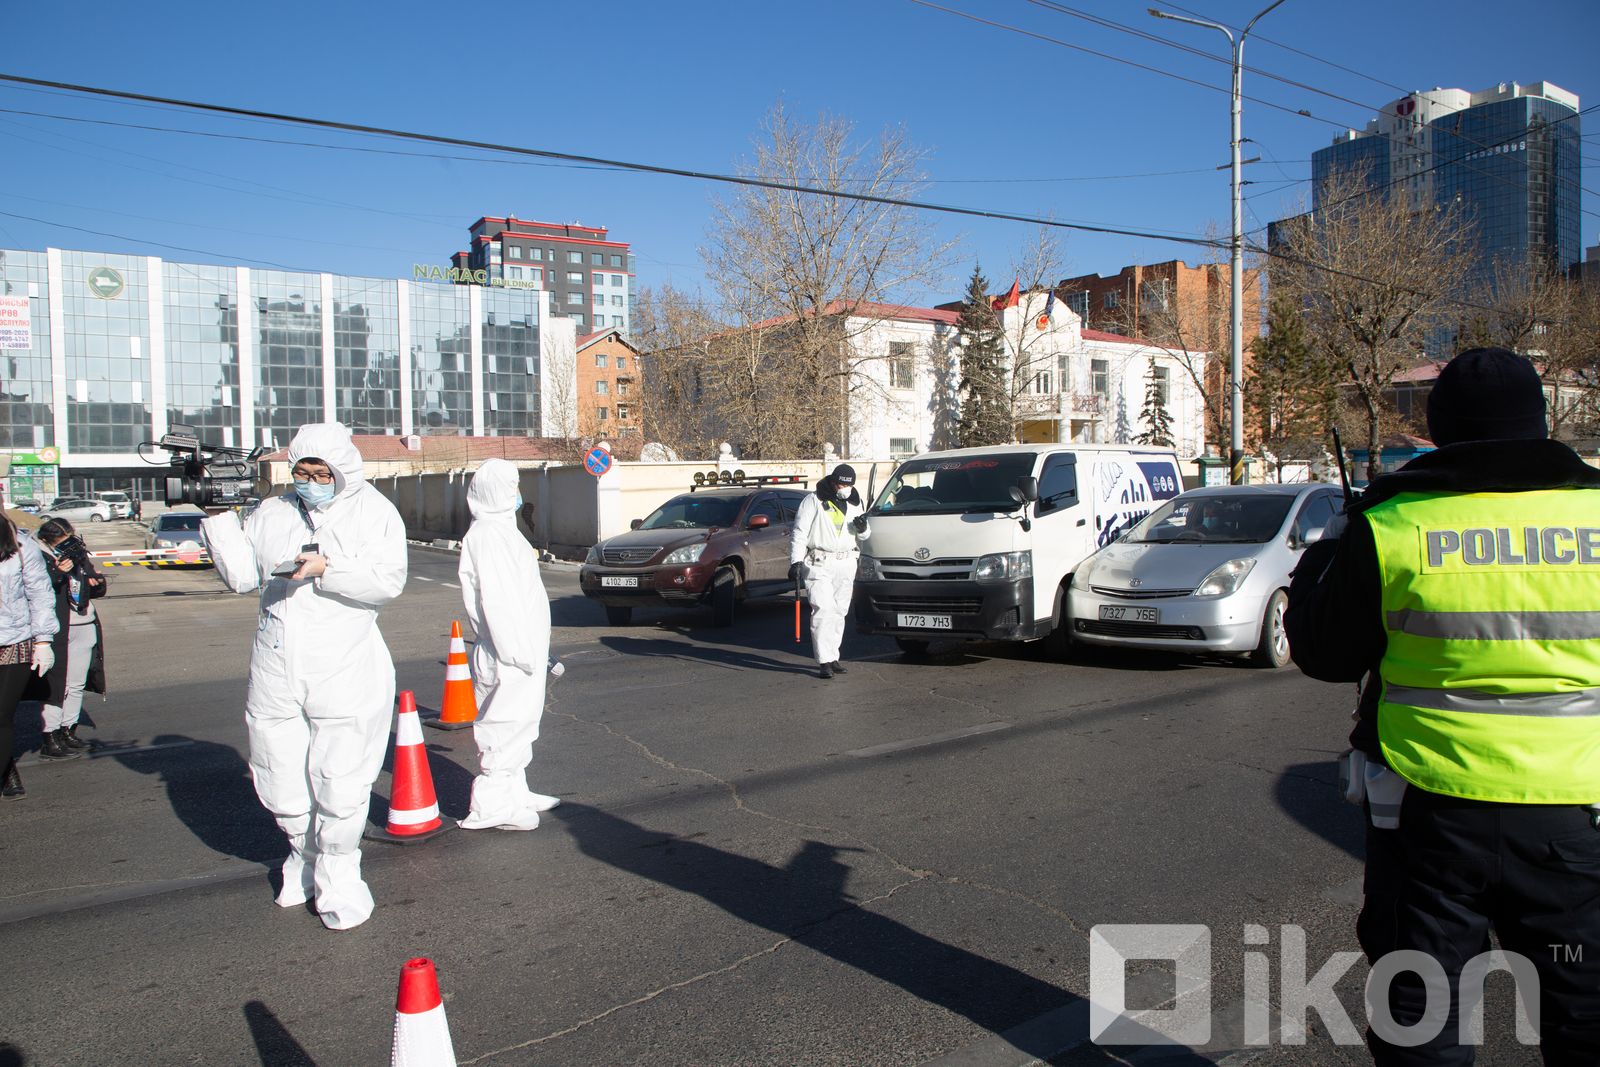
[582,445,613,477]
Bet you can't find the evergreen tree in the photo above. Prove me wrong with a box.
[1248,294,1336,473]
[956,264,1011,446]
[1134,359,1175,446]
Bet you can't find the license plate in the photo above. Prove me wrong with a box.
[1100,605,1159,623]
[601,576,639,588]
[897,613,952,630]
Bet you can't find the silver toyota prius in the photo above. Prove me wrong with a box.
[1067,483,1344,667]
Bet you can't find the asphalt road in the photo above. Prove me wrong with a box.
[0,523,1537,1065]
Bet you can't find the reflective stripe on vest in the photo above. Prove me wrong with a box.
[1366,488,1600,804]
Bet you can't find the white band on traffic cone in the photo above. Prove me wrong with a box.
[387,801,441,826]
[444,664,471,682]
[392,1003,456,1066]
[396,711,424,747]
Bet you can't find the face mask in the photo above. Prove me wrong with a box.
[514,494,524,510]
[836,488,852,501]
[294,480,337,507]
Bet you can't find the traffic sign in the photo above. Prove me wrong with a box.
[87,266,124,300]
[582,446,613,477]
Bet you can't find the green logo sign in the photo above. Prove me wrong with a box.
[87,266,124,300]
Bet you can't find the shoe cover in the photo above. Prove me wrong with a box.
[460,775,542,830]
[313,852,375,930]
[275,840,316,908]
[527,791,561,812]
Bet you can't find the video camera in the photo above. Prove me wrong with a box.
[157,424,268,508]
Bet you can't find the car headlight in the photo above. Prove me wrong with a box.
[584,544,601,564]
[856,555,880,580]
[972,550,1032,582]
[1194,558,1257,598]
[662,543,706,565]
[1071,550,1103,590]
[155,538,176,548]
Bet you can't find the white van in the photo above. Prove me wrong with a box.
[853,444,1183,654]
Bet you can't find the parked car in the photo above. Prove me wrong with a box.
[580,476,809,626]
[41,497,113,524]
[96,491,135,519]
[144,510,210,562]
[10,499,42,514]
[1066,483,1344,667]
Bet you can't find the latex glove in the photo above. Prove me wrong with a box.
[30,643,54,677]
[788,561,809,583]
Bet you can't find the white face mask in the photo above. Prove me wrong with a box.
[836,489,851,501]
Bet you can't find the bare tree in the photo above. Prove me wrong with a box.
[1271,167,1477,481]
[695,103,955,456]
[992,228,1074,441]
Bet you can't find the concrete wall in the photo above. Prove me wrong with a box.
[370,456,900,559]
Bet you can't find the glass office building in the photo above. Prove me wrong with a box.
[0,246,573,498]
[1305,82,1582,277]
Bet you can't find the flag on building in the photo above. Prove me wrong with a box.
[1036,289,1056,330]
[990,278,1020,311]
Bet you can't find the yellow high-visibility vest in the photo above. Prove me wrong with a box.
[1366,489,1600,803]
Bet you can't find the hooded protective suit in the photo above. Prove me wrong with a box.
[201,423,407,930]
[457,459,556,830]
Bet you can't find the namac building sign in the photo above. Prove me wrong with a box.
[412,263,542,290]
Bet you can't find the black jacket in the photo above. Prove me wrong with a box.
[25,547,107,706]
[1285,438,1600,762]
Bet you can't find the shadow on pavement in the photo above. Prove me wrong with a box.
[599,633,817,677]
[1275,760,1365,861]
[370,737,475,826]
[558,803,1081,1056]
[113,734,284,867]
[0,1044,26,1066]
[244,1000,318,1067]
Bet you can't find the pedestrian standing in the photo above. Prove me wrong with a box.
[1286,347,1600,1063]
[0,518,61,800]
[456,458,558,830]
[789,464,871,679]
[201,422,407,931]
[33,518,108,758]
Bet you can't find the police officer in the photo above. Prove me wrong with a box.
[1286,347,1600,1064]
[789,464,870,679]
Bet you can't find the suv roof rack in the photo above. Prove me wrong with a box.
[690,471,808,492]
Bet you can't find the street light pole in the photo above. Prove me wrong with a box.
[1150,0,1287,484]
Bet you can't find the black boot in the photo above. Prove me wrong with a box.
[40,729,83,761]
[61,726,89,750]
[1,762,23,800]
[829,661,848,675]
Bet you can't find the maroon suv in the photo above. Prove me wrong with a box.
[579,477,809,626]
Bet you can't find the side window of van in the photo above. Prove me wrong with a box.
[1036,455,1079,514]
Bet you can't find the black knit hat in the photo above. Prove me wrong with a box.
[1426,347,1547,447]
[830,464,857,486]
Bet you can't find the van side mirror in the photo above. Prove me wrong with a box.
[747,514,770,529]
[1017,476,1039,503]
[630,518,643,530]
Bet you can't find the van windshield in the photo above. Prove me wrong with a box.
[870,453,1037,515]
[1124,493,1295,545]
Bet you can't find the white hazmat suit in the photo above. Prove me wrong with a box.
[202,423,407,930]
[790,476,870,669]
[457,458,556,831]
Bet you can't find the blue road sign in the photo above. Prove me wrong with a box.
[583,446,613,477]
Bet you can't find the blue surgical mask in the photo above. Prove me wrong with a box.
[294,480,337,508]
[514,493,524,510]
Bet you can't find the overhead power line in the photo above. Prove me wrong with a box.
[0,71,1228,251]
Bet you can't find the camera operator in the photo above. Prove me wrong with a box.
[200,422,407,932]
[32,518,108,759]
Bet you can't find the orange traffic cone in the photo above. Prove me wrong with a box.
[424,621,477,731]
[391,957,456,1067]
[366,692,449,844]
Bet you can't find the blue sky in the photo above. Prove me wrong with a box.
[2,0,1595,308]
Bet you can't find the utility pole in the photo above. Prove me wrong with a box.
[1149,0,1287,484]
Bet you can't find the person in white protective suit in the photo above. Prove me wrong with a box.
[789,464,870,680]
[456,459,558,830]
[201,423,407,931]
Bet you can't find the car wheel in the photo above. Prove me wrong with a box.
[711,566,739,628]
[1040,582,1075,660]
[89,513,104,523]
[1251,589,1291,668]
[605,605,633,626]
[895,637,930,658]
